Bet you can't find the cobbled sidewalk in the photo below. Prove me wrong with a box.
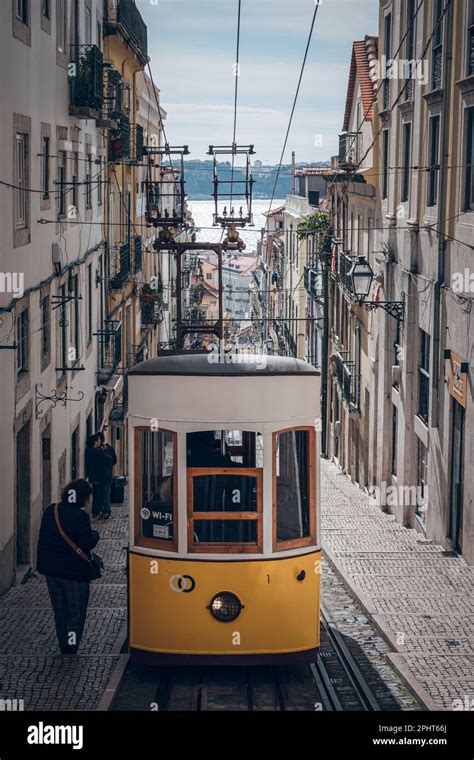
[0,500,128,711]
[321,458,474,711]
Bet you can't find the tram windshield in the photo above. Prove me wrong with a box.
[187,430,263,550]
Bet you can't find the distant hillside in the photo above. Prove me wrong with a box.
[181,160,330,200]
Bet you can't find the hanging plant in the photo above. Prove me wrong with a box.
[296,210,332,252]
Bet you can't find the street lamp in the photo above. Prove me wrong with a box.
[349,255,374,301]
[347,254,405,323]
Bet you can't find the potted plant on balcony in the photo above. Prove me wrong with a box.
[296,210,332,253]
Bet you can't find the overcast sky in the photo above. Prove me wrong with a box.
[137,0,378,164]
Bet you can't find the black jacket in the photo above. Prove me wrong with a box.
[85,446,113,484]
[37,503,100,582]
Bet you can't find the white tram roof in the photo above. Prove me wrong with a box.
[128,353,320,428]
[128,353,320,377]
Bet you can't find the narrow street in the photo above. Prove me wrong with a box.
[3,460,471,712]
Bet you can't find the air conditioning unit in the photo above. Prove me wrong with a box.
[392,365,402,385]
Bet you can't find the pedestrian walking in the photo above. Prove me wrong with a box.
[85,433,113,520]
[37,479,100,655]
[97,430,117,513]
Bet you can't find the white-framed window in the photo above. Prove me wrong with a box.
[57,151,66,218]
[42,135,50,200]
[56,0,66,53]
[16,308,29,374]
[464,107,474,211]
[15,133,27,230]
[16,0,28,24]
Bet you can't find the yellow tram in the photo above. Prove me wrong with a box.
[127,353,321,663]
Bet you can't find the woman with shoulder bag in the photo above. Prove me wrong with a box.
[37,479,103,655]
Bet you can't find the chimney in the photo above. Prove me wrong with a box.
[291,151,296,194]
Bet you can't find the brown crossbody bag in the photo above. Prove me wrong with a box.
[54,503,103,581]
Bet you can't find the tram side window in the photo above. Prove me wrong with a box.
[139,429,175,543]
[275,429,313,544]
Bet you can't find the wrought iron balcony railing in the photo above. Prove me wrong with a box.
[69,45,104,118]
[133,235,143,273]
[104,0,148,65]
[333,350,360,413]
[338,132,362,167]
[99,67,123,126]
[304,266,324,300]
[97,319,122,378]
[130,124,144,163]
[109,242,131,289]
[331,250,355,294]
[110,113,131,161]
[140,288,163,325]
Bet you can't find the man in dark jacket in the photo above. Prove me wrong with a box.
[98,430,117,516]
[85,433,113,519]
[37,479,99,655]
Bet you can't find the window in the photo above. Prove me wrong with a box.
[72,153,79,213]
[186,430,263,552]
[427,116,440,207]
[42,0,50,19]
[468,0,474,76]
[393,317,401,381]
[405,0,416,100]
[416,439,428,521]
[15,134,27,229]
[42,136,50,200]
[86,154,92,209]
[85,5,92,44]
[135,428,177,550]
[56,0,66,53]
[16,0,28,24]
[357,213,363,253]
[71,427,79,480]
[382,129,389,200]
[383,12,392,110]
[464,108,474,211]
[432,0,443,90]
[97,21,102,50]
[58,284,67,374]
[391,405,398,476]
[97,158,102,205]
[401,122,411,202]
[418,329,430,423]
[16,309,29,374]
[57,151,66,217]
[41,295,50,359]
[274,427,316,549]
[69,274,80,363]
[87,264,93,343]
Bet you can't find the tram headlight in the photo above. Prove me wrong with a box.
[208,592,243,622]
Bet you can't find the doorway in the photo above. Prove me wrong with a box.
[16,420,31,565]
[41,425,52,511]
[448,399,464,553]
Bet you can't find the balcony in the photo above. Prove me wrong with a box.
[333,350,360,414]
[109,113,131,161]
[133,235,143,273]
[338,132,361,168]
[69,45,104,119]
[109,242,131,289]
[104,0,148,65]
[129,124,144,163]
[98,320,122,380]
[304,266,323,300]
[331,250,356,294]
[140,287,163,325]
[283,323,297,357]
[98,67,123,128]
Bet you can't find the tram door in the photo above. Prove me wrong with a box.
[449,399,464,553]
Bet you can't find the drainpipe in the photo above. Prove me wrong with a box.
[431,0,452,428]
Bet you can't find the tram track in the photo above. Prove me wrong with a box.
[112,609,382,711]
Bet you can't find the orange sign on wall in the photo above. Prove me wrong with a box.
[449,352,468,408]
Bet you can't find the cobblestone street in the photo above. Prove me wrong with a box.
[0,502,128,711]
[321,458,474,710]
